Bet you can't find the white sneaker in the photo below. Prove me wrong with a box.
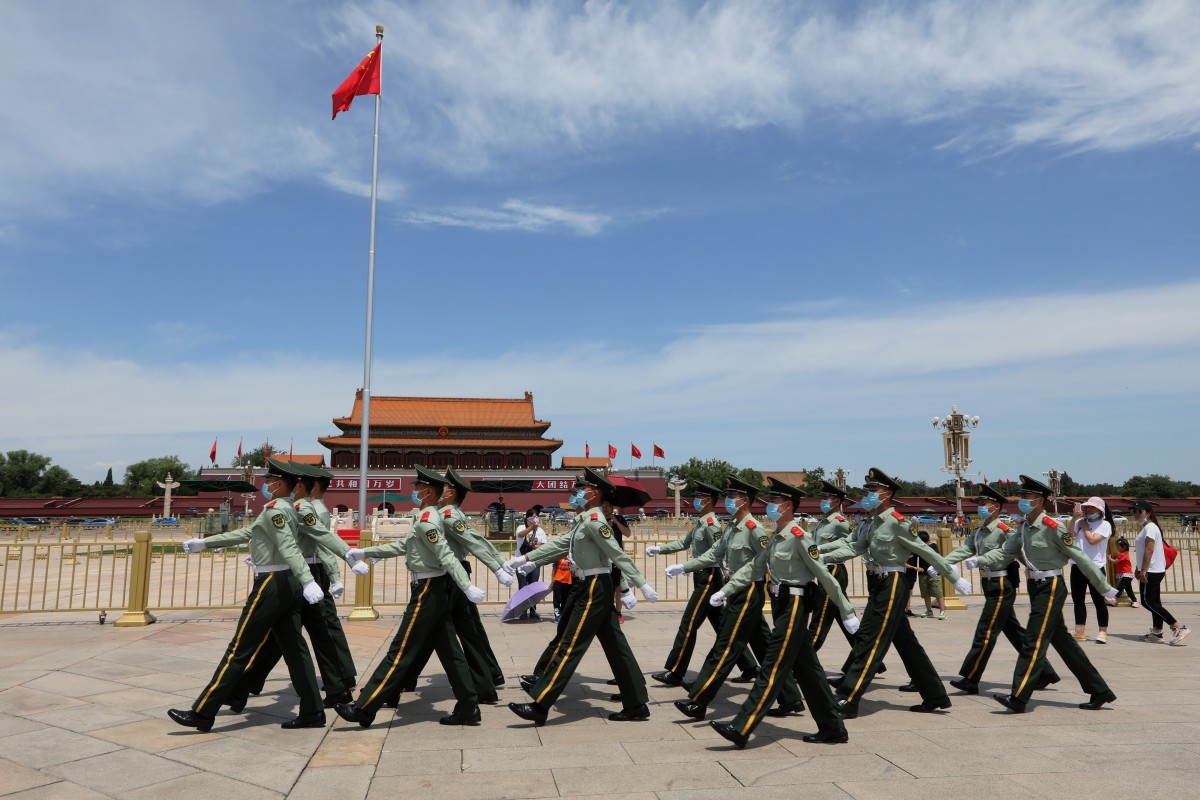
[1170,625,1191,646]
[1095,631,1108,644]
[1142,631,1165,643]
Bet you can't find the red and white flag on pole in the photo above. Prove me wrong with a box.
[631,443,642,460]
[332,43,381,119]
[608,443,617,459]
[209,437,217,465]
[653,443,665,459]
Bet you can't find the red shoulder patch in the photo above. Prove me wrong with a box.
[834,514,845,522]
[266,501,276,509]
[294,502,301,509]
[997,522,1010,532]
[420,510,431,522]
[443,508,453,517]
[746,519,757,529]
[791,525,804,537]
[891,510,905,521]
[590,512,599,521]
[706,516,715,525]
[1043,516,1059,529]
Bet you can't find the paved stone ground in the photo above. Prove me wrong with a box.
[1,596,1198,799]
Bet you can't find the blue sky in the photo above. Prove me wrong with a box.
[3,1,1199,486]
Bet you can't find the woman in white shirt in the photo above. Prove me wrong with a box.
[1070,497,1113,643]
[1131,500,1190,645]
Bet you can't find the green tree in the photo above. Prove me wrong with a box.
[1120,474,1199,499]
[232,442,271,468]
[0,450,81,497]
[102,467,114,486]
[665,457,764,493]
[123,456,197,497]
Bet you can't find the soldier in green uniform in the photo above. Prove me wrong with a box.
[333,466,487,727]
[647,481,758,686]
[668,475,804,721]
[709,478,859,748]
[807,479,856,653]
[504,468,659,725]
[980,475,1118,713]
[822,468,969,719]
[307,464,359,690]
[938,482,1060,695]
[169,458,328,731]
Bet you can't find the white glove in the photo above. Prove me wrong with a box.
[351,560,370,576]
[302,581,324,604]
[954,578,972,595]
[465,585,486,604]
[621,591,637,610]
[665,564,685,578]
[182,538,206,554]
[843,615,861,635]
[503,555,526,571]
[709,590,726,607]
[519,561,538,575]
[639,583,658,602]
[329,582,345,599]
[646,546,662,556]
[1103,587,1118,606]
[963,557,978,570]
[925,566,938,578]
[494,567,515,587]
[346,548,366,565]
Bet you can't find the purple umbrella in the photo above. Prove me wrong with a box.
[502,580,552,622]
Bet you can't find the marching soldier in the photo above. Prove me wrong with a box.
[938,482,1060,695]
[169,458,328,731]
[647,481,757,686]
[334,466,488,727]
[807,479,856,653]
[709,477,859,748]
[504,468,659,725]
[979,475,1118,713]
[307,464,359,691]
[821,468,970,719]
[667,475,804,721]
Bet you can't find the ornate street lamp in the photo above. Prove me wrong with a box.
[1042,468,1063,515]
[667,477,687,518]
[932,406,980,524]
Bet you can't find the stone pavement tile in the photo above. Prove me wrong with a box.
[367,769,559,800]
[0,685,87,716]
[621,736,794,763]
[0,726,123,768]
[120,669,208,693]
[914,723,1089,750]
[552,761,738,795]
[313,726,388,768]
[288,765,375,800]
[835,775,1030,800]
[62,659,157,681]
[775,730,946,758]
[3,782,112,800]
[121,770,285,800]
[1009,767,1198,799]
[27,701,147,732]
[1037,742,1200,770]
[22,671,130,698]
[90,717,227,752]
[373,746,461,777]
[537,719,696,745]
[0,669,49,691]
[87,686,193,711]
[0,713,47,738]
[658,785,854,800]
[1061,721,1200,744]
[463,742,631,772]
[217,714,330,756]
[46,747,198,794]
[722,753,909,786]
[166,735,311,790]
[879,746,1066,777]
[379,723,541,751]
[0,757,58,795]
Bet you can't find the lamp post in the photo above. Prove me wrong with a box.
[931,406,980,525]
[667,477,687,518]
[156,472,181,520]
[240,462,257,521]
[832,466,848,492]
[1043,469,1063,516]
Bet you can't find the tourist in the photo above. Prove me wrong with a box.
[915,531,946,619]
[1108,538,1138,606]
[516,510,547,620]
[1070,497,1113,643]
[1132,500,1190,645]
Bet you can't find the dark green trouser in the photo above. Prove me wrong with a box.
[810,564,855,652]
[234,563,353,698]
[690,581,801,708]
[661,569,757,680]
[356,576,478,716]
[318,562,357,686]
[837,571,945,704]
[732,585,842,737]
[530,574,646,711]
[959,573,1058,685]
[1011,575,1108,703]
[840,571,888,675]
[405,562,499,702]
[192,571,321,718]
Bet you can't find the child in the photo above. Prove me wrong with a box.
[551,556,573,623]
[1109,538,1139,607]
[916,531,946,619]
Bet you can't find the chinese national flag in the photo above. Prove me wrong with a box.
[585,442,590,458]
[608,443,617,459]
[631,443,642,460]
[209,437,217,465]
[332,43,381,119]
[653,443,665,459]
[237,438,243,461]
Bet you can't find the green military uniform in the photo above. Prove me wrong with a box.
[808,507,854,652]
[824,469,961,712]
[654,487,757,683]
[310,494,358,686]
[978,475,1114,710]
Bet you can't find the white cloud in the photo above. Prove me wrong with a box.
[403,199,613,235]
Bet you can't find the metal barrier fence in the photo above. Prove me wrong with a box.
[3,525,1199,624]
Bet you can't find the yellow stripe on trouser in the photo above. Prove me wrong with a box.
[668,572,714,673]
[967,577,1005,679]
[363,580,430,708]
[537,577,597,707]
[693,582,757,701]
[846,573,898,703]
[741,592,800,736]
[1015,576,1057,698]
[198,574,273,709]
[244,632,273,673]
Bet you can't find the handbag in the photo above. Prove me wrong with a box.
[1162,536,1179,569]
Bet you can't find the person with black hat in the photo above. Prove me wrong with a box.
[306,464,358,688]
[1131,499,1189,645]
[334,466,487,728]
[808,479,857,654]
[708,477,859,748]
[667,475,804,721]
[169,457,329,732]
[646,480,758,686]
[978,475,1118,713]
[822,468,970,719]
[503,467,659,725]
[937,482,1060,696]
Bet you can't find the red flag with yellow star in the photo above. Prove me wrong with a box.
[332,44,381,119]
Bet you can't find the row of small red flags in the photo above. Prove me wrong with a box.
[585,443,666,461]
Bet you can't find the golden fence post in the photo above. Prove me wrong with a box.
[938,527,967,610]
[115,528,157,627]
[348,529,379,621]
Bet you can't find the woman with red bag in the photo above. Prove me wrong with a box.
[1132,500,1189,645]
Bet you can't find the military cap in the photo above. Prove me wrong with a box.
[688,480,722,499]
[863,467,901,493]
[309,464,334,479]
[817,479,849,500]
[1016,474,1053,497]
[723,473,760,502]
[266,457,303,478]
[444,467,470,498]
[974,483,1008,505]
[286,461,321,478]
[574,467,616,498]
[412,464,450,488]
[762,476,805,506]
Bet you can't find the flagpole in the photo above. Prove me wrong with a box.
[357,24,384,528]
